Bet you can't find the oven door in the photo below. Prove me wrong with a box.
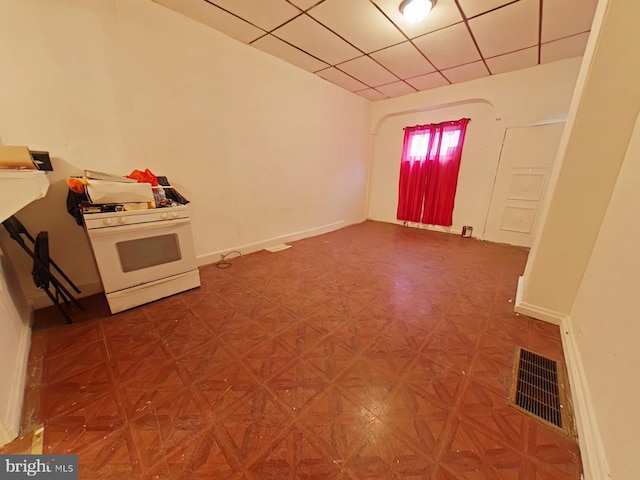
[87,218,197,293]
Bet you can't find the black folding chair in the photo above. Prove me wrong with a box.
[2,216,82,324]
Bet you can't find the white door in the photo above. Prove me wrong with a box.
[483,123,565,247]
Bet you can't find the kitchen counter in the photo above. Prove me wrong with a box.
[0,170,50,223]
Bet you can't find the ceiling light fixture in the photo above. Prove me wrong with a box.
[399,0,436,24]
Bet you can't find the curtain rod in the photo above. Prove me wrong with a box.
[402,118,471,130]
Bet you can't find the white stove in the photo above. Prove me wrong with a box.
[83,205,200,313]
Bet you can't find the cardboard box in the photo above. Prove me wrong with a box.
[0,146,36,169]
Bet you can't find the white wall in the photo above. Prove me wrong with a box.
[568,110,640,480]
[0,0,371,302]
[367,59,581,236]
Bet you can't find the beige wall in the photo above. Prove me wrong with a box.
[0,0,371,303]
[367,59,581,236]
[569,110,640,480]
[521,0,640,316]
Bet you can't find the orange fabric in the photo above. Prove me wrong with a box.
[127,168,159,186]
[66,177,85,194]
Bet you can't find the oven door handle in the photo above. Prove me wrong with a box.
[87,218,190,237]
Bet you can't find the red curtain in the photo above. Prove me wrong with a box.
[396,118,469,227]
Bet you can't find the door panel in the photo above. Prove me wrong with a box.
[507,125,563,168]
[483,123,564,247]
[507,173,545,201]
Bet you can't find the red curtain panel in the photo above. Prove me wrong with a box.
[396,118,469,227]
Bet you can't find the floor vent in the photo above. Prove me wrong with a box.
[510,347,573,434]
[265,244,292,253]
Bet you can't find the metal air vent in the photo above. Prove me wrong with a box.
[510,347,574,435]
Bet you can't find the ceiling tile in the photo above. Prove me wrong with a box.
[316,67,369,91]
[442,61,490,84]
[356,89,389,101]
[152,0,264,43]
[370,41,436,79]
[156,0,595,97]
[288,0,321,10]
[541,32,589,64]
[469,0,539,58]
[252,34,329,72]
[542,0,598,42]
[413,23,480,70]
[457,0,516,19]
[370,0,463,39]
[272,15,361,65]
[486,47,538,74]
[206,0,300,31]
[376,81,417,98]
[307,0,405,53]
[405,72,450,91]
[338,56,398,86]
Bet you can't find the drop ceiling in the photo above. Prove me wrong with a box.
[151,0,598,100]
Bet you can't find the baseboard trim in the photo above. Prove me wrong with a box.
[395,220,462,236]
[513,284,565,325]
[197,221,347,266]
[2,323,31,444]
[514,301,565,325]
[560,317,612,480]
[515,276,525,308]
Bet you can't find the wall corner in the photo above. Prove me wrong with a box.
[560,316,612,480]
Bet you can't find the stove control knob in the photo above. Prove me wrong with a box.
[160,212,168,220]
[103,218,113,226]
[117,217,127,224]
[171,212,179,219]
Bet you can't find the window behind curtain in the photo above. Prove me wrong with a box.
[397,118,470,227]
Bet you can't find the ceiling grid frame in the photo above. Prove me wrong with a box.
[151,0,597,99]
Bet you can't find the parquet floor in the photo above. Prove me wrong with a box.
[19,221,581,479]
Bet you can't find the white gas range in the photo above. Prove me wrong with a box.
[83,205,200,313]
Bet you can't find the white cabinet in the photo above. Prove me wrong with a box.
[0,170,49,447]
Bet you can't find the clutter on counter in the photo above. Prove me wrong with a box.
[66,168,190,225]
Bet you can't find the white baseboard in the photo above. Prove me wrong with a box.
[395,220,463,236]
[514,301,565,325]
[561,317,612,480]
[514,279,565,325]
[0,425,11,447]
[515,276,525,308]
[197,220,346,266]
[1,323,31,445]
